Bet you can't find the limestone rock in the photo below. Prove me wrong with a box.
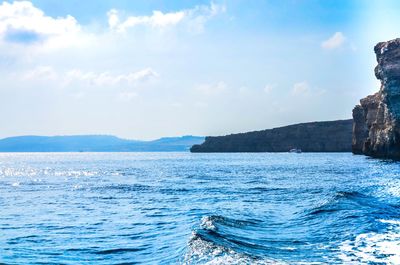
[352,38,400,159]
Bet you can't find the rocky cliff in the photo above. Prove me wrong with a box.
[352,38,400,159]
[191,119,352,153]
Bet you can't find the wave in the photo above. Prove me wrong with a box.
[183,193,400,264]
[304,191,400,219]
[183,215,287,265]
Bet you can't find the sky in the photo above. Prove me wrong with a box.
[0,0,400,140]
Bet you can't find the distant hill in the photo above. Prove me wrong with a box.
[0,135,204,152]
[190,119,352,153]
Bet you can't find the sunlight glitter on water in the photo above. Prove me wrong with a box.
[0,152,400,264]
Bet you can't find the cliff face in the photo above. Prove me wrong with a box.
[352,38,400,159]
[191,119,352,153]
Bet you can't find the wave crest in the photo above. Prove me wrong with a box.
[184,215,286,265]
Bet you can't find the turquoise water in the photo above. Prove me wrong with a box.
[0,152,400,264]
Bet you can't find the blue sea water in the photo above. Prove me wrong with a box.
[0,152,400,264]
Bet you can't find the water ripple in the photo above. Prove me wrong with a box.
[0,152,400,264]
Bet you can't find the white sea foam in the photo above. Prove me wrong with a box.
[200,216,217,231]
[183,231,287,265]
[384,180,400,197]
[338,219,400,264]
[0,167,37,177]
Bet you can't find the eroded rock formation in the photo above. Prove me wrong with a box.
[352,38,400,159]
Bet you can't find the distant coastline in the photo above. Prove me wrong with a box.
[1,120,354,153]
[190,119,352,153]
[0,135,204,152]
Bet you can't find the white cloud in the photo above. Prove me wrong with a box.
[0,1,82,48]
[321,32,346,50]
[108,9,185,32]
[65,68,158,86]
[292,81,310,95]
[107,9,120,29]
[130,68,159,82]
[0,1,225,51]
[64,68,158,87]
[23,66,158,87]
[108,2,225,33]
[185,2,226,33]
[196,81,227,95]
[264,84,275,94]
[291,81,327,97]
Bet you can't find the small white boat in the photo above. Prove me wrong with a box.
[289,148,302,153]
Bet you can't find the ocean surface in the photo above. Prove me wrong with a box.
[1,152,400,264]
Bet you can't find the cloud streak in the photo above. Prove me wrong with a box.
[23,66,158,88]
[65,68,158,87]
[108,9,185,31]
[321,32,346,50]
[107,2,225,33]
[292,81,310,95]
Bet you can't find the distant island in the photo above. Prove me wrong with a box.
[0,135,204,152]
[190,119,352,153]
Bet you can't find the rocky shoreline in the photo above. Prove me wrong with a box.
[352,38,400,159]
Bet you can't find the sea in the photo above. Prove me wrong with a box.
[0,152,399,264]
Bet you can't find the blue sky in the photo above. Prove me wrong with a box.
[0,0,400,139]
